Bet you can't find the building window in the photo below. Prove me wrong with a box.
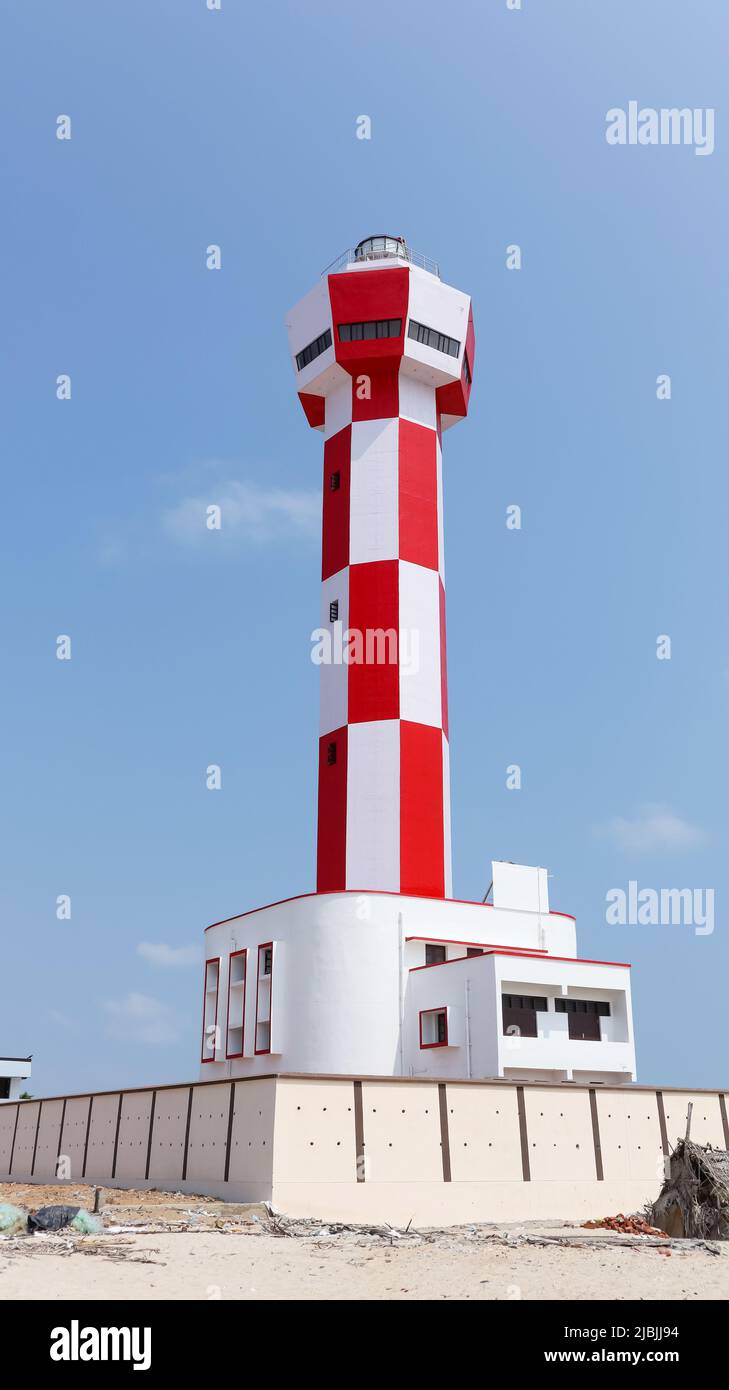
[329,599,339,623]
[407,318,461,359]
[555,998,609,1042]
[502,993,548,1039]
[466,947,483,957]
[255,942,274,1054]
[420,1007,448,1048]
[425,943,447,965]
[327,741,337,766]
[295,328,332,372]
[554,999,610,1015]
[338,318,402,343]
[463,350,472,385]
[225,949,247,1059]
[568,1013,601,1041]
[201,958,220,1063]
[329,470,341,491]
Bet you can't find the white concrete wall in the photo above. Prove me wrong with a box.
[203,894,404,1078]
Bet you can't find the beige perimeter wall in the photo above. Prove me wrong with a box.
[1,1074,726,1226]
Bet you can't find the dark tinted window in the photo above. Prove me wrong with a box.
[425,944,446,965]
[295,328,332,371]
[338,318,402,343]
[407,319,460,358]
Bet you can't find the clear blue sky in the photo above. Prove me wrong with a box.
[1,1,726,1095]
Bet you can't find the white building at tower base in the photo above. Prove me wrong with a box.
[201,861,636,1087]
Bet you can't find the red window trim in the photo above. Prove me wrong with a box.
[225,948,247,1060]
[254,941,273,1056]
[419,1006,449,1050]
[200,956,220,1064]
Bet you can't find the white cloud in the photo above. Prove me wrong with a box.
[103,992,180,1046]
[596,804,705,853]
[137,942,200,969]
[162,480,320,546]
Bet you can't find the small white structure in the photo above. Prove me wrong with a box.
[201,863,636,1086]
[0,1055,31,1102]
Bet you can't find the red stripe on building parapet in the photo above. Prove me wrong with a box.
[409,949,632,973]
[205,890,577,931]
[405,936,548,951]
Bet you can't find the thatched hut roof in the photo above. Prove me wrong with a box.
[652,1138,729,1240]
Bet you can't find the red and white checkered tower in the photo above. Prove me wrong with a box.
[287,237,475,900]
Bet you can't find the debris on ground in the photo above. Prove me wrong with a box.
[652,1138,729,1240]
[27,1205,102,1235]
[0,1182,725,1262]
[582,1214,668,1237]
[0,1204,27,1235]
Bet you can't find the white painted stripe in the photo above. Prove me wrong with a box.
[345,720,400,891]
[442,733,453,899]
[436,434,445,581]
[398,561,442,729]
[398,368,437,430]
[319,568,349,735]
[324,377,352,440]
[349,418,399,564]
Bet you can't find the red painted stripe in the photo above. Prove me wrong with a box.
[398,419,438,570]
[439,578,448,739]
[347,560,400,723]
[351,363,399,421]
[316,727,348,891]
[322,426,351,581]
[400,721,445,898]
[298,391,325,429]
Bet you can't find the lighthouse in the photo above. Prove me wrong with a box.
[198,237,635,1089]
[288,236,475,900]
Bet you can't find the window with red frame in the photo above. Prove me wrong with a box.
[201,958,220,1063]
[225,949,247,1059]
[420,1007,448,1048]
[255,942,273,1054]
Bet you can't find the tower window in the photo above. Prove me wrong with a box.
[327,741,337,765]
[329,599,339,623]
[295,328,332,372]
[407,318,460,359]
[463,350,472,385]
[329,470,341,491]
[338,318,402,343]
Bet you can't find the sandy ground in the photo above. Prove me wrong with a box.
[2,1183,728,1301]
